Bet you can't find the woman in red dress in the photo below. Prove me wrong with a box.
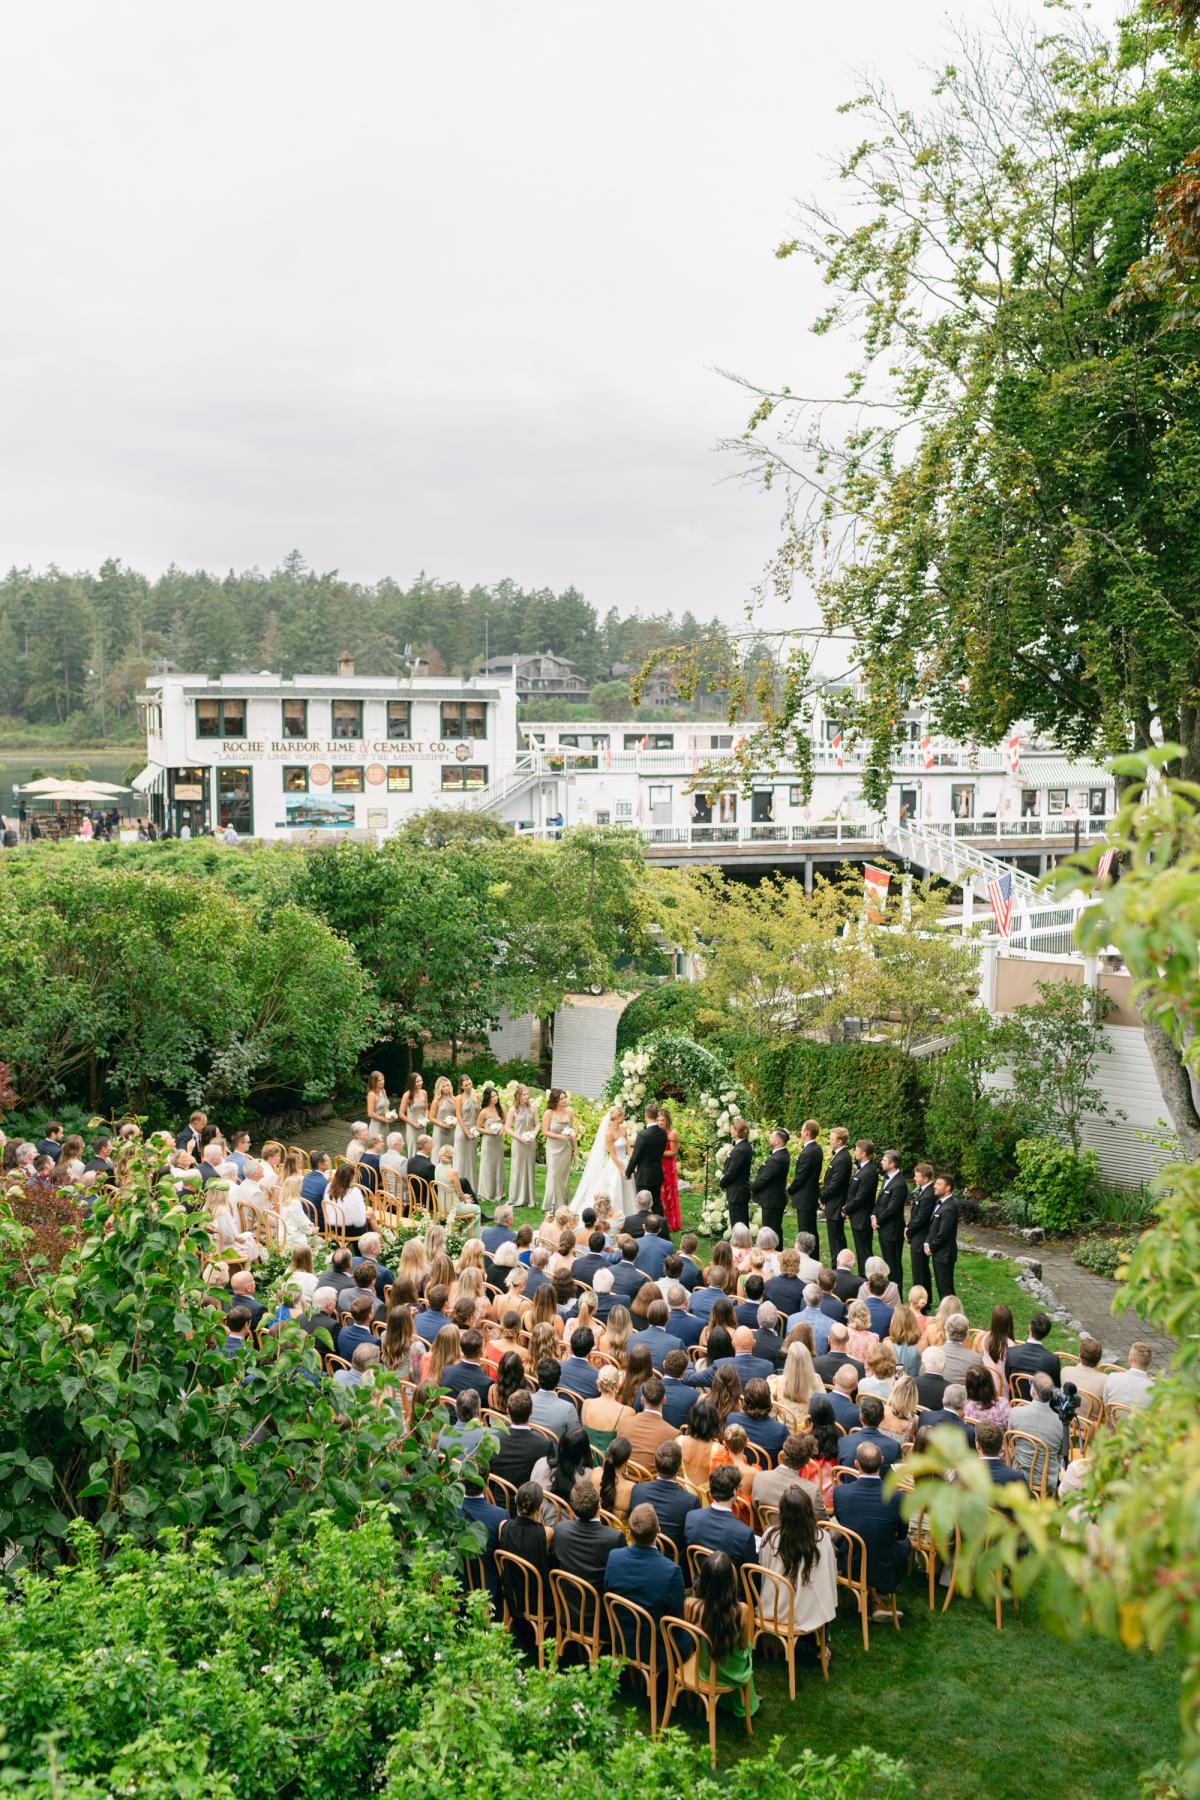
[659,1106,682,1232]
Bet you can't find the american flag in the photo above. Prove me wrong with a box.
[1097,846,1116,880]
[1008,733,1020,774]
[986,870,1014,937]
[833,732,844,770]
[921,734,934,770]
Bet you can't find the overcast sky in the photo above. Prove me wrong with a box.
[2,1,1110,631]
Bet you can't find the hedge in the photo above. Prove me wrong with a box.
[615,982,714,1056]
[715,1034,926,1160]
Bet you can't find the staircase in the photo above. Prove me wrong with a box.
[467,751,550,814]
[881,820,1086,950]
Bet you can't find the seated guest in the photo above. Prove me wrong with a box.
[974,1420,1027,1492]
[1008,1372,1065,1490]
[710,1424,756,1521]
[770,1340,825,1431]
[832,1441,911,1615]
[826,1366,863,1433]
[816,1267,847,1323]
[735,1274,766,1330]
[751,1303,788,1372]
[380,1132,408,1180]
[887,1305,923,1380]
[357,1132,384,1185]
[634,1214,672,1278]
[857,1257,900,1310]
[353,1231,394,1297]
[921,1383,977,1447]
[660,1349,701,1429]
[531,1424,594,1525]
[498,1482,552,1625]
[628,1298,685,1370]
[859,1339,897,1400]
[334,1341,382,1391]
[845,1301,879,1362]
[832,1250,861,1303]
[665,1284,704,1347]
[683,1551,759,1716]
[837,1395,903,1468]
[676,1234,704,1292]
[727,1378,788,1464]
[630,1439,700,1556]
[336,1291,379,1363]
[690,1263,733,1319]
[729,1326,776,1387]
[764,1248,808,1319]
[300,1285,340,1353]
[813,1322,863,1386]
[1103,1342,1155,1410]
[941,1313,984,1384]
[590,1436,636,1519]
[481,1202,516,1254]
[572,1230,611,1290]
[963,1362,1009,1430]
[530,1358,579,1440]
[552,1478,625,1595]
[223,1305,252,1357]
[758,1483,838,1630]
[406,1134,437,1190]
[490,1389,547,1487]
[1066,1335,1108,1406]
[604,1502,686,1660]
[802,1397,841,1511]
[794,1233,822,1284]
[862,1268,895,1340]
[559,1328,602,1399]
[460,1475,508,1605]
[344,1122,369,1163]
[752,1430,828,1521]
[623,1375,679,1466]
[434,1147,481,1230]
[880,1373,920,1444]
[580,1367,632,1456]
[678,1397,721,1491]
[227,1268,266,1329]
[323,1162,370,1243]
[785,1283,832,1355]
[916,1345,948,1411]
[1004,1312,1062,1388]
[414,1283,452,1344]
[684,1463,757,1573]
[442,1329,493,1402]
[979,1303,1017,1393]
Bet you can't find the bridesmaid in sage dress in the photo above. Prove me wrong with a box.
[453,1076,480,1187]
[541,1088,576,1216]
[398,1072,427,1156]
[506,1084,537,1210]
[431,1077,456,1158]
[476,1085,505,1204]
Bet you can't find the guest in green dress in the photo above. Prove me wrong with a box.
[683,1552,760,1717]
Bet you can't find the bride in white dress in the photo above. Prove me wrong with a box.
[571,1103,637,1219]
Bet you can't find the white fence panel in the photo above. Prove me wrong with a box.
[551,1000,622,1100]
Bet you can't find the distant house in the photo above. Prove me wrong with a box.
[482,652,589,702]
[609,660,674,707]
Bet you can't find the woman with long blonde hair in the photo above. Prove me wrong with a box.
[484,1309,526,1375]
[420,1322,461,1386]
[397,1237,427,1296]
[882,1372,920,1443]
[528,1320,559,1371]
[397,1071,427,1155]
[770,1340,825,1429]
[380,1307,421,1378]
[423,1222,447,1266]
[430,1076,456,1158]
[597,1302,632,1366]
[888,1305,923,1378]
[505,1083,538,1209]
[451,1264,488,1329]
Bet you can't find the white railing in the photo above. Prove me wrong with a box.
[882,821,1041,900]
[467,751,549,812]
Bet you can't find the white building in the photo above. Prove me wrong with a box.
[136,661,522,838]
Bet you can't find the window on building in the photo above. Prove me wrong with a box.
[693,793,713,823]
[716,793,737,823]
[283,767,309,793]
[1021,789,1039,817]
[331,699,363,739]
[951,783,975,819]
[615,800,633,819]
[1088,787,1108,816]
[281,698,308,738]
[752,790,775,823]
[217,767,252,833]
[332,767,364,792]
[623,732,673,751]
[441,764,488,790]
[697,733,733,750]
[196,697,246,738]
[649,785,671,808]
[822,720,841,744]
[387,701,411,739]
[441,701,487,740]
[559,734,579,747]
[386,766,412,792]
[1047,788,1067,816]
[595,809,611,825]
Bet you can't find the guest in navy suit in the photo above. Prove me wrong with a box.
[728,1379,789,1464]
[559,1328,602,1399]
[461,1484,508,1609]
[837,1396,903,1468]
[628,1299,686,1370]
[665,1287,704,1347]
[634,1217,673,1278]
[630,1441,700,1556]
[659,1351,702,1428]
[831,1442,910,1606]
[605,1503,687,1661]
[684,1464,757,1573]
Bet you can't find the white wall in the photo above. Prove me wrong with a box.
[551,999,624,1100]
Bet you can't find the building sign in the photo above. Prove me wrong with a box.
[173,783,203,800]
[281,797,357,828]
[365,763,387,785]
[204,740,463,761]
[310,763,332,787]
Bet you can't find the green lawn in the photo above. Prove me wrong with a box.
[605,1585,1178,1793]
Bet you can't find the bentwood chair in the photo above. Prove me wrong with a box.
[661,1616,754,1769]
[550,1570,604,1666]
[604,1593,660,1736]
[1004,1428,1051,1500]
[684,1542,715,1588]
[494,1549,552,1669]
[820,1520,874,1650]
[742,1561,829,1695]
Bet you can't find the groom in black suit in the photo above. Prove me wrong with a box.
[625,1103,668,1212]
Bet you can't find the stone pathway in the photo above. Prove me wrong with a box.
[963,1224,1175,1364]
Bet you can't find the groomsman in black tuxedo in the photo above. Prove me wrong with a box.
[845,1139,879,1276]
[625,1103,668,1213]
[925,1173,960,1302]
[821,1126,852,1263]
[873,1150,908,1288]
[787,1118,823,1240]
[718,1117,753,1230]
[750,1128,790,1242]
[906,1161,936,1294]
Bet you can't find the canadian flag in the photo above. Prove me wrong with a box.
[863,865,891,923]
[921,734,935,770]
[1009,733,1021,775]
[833,732,844,770]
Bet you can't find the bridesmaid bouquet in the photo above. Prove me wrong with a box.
[483,1120,502,1136]
[517,1128,536,1144]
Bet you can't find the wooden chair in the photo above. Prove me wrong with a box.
[1008,1372,1036,1404]
[832,1465,860,1486]
[494,1549,552,1668]
[626,1460,655,1484]
[756,1502,780,1536]
[540,1490,575,1524]
[529,1422,560,1446]
[323,1200,351,1247]
[486,1473,519,1513]
[558,1388,584,1418]
[742,1561,829,1695]
[661,1616,754,1769]
[655,1531,680,1563]
[324,1352,353,1376]
[550,1570,604,1665]
[603,1593,660,1736]
[908,1511,947,1612]
[685,1542,715,1587]
[1076,1389,1104,1427]
[407,1175,435,1220]
[460,1553,489,1597]
[1105,1400,1135,1428]
[300,1197,322,1233]
[741,1441,772,1473]
[1004,1428,1051,1500]
[357,1164,380,1196]
[286,1146,311,1170]
[1070,1415,1097,1461]
[820,1520,872,1650]
[599,1506,631,1542]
